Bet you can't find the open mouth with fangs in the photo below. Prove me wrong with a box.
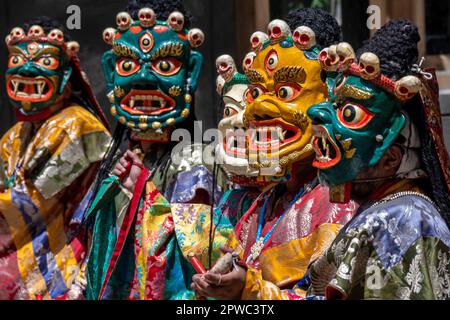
[248,119,301,152]
[223,127,247,158]
[312,125,342,169]
[7,76,54,102]
[120,89,176,115]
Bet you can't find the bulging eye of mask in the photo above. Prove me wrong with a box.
[5,26,79,117]
[308,42,421,202]
[102,9,205,143]
[241,20,327,182]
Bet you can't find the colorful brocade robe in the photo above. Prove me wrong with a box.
[228,181,357,300]
[215,187,260,228]
[86,144,232,300]
[0,105,110,300]
[309,184,450,300]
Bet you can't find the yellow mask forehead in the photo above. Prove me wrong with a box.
[244,41,328,178]
[251,43,324,92]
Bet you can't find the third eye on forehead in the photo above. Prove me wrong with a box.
[115,32,187,60]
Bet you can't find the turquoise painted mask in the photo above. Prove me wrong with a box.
[102,10,204,142]
[6,41,72,115]
[307,42,422,202]
[308,73,406,189]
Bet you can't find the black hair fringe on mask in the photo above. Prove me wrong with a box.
[357,19,420,80]
[286,8,341,49]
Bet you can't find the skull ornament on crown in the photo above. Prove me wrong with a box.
[242,19,328,183]
[5,23,80,118]
[102,8,204,142]
[308,20,426,203]
[215,54,260,185]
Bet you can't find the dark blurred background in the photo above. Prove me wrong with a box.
[0,0,449,150]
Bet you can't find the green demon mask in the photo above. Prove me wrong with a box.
[102,9,204,142]
[5,26,79,118]
[308,43,422,202]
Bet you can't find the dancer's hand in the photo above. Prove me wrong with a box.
[112,150,144,193]
[191,266,247,300]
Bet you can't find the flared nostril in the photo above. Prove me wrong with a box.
[246,100,281,122]
[133,83,158,91]
[307,103,333,125]
[310,114,325,125]
[309,113,325,125]
[254,114,268,121]
[18,70,36,77]
[132,69,158,89]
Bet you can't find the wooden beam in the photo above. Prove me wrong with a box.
[369,0,426,57]
[412,0,426,58]
[234,0,270,63]
[254,0,270,31]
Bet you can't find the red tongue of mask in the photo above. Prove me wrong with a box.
[24,83,37,95]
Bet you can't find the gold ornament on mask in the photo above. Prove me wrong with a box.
[169,86,182,97]
[114,86,125,98]
[337,137,357,159]
[152,122,162,129]
[337,84,373,102]
[138,123,148,130]
[181,108,190,118]
[22,101,32,111]
[108,92,115,103]
[293,110,309,132]
[113,43,138,59]
[150,43,183,60]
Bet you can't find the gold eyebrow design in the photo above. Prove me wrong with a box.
[31,47,60,59]
[338,84,373,101]
[150,43,184,60]
[245,69,264,84]
[8,46,27,56]
[274,66,306,84]
[113,43,139,60]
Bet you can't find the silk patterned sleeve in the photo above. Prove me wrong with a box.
[85,175,131,300]
[310,195,450,300]
[0,122,31,188]
[364,236,450,300]
[242,267,307,300]
[30,106,111,199]
[226,233,304,300]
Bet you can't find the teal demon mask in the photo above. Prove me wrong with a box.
[102,9,204,142]
[307,43,422,202]
[5,26,79,119]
